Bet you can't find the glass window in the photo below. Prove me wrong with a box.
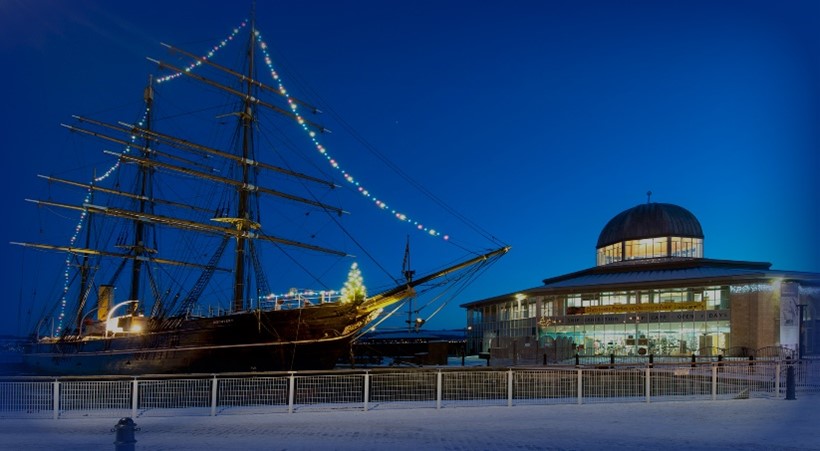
[601,291,629,306]
[601,236,703,265]
[597,243,623,266]
[624,237,668,260]
[671,237,703,257]
[702,286,724,310]
[657,288,687,304]
[653,237,667,257]
[542,300,554,317]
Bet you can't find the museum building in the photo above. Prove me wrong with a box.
[461,202,819,361]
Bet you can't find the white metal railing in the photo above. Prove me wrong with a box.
[1,360,816,419]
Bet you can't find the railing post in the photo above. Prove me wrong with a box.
[507,369,513,407]
[577,368,583,405]
[363,372,370,412]
[210,376,218,417]
[288,372,296,414]
[436,370,443,410]
[131,378,139,419]
[786,364,796,400]
[52,379,59,420]
[711,364,717,401]
[645,365,651,403]
[775,362,781,398]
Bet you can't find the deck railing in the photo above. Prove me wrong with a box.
[0,360,816,419]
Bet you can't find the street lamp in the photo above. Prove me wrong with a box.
[462,325,472,366]
[414,316,425,332]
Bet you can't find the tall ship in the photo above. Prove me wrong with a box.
[13,17,508,375]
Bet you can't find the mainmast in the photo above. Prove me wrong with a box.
[232,19,257,312]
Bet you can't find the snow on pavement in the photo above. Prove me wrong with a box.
[2,396,818,450]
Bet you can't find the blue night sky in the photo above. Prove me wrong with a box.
[0,0,818,336]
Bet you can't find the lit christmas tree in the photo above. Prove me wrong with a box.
[340,262,367,304]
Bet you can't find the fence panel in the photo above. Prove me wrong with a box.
[60,380,132,418]
[369,371,437,410]
[513,369,577,405]
[581,367,646,404]
[0,381,53,419]
[217,376,289,414]
[293,374,364,412]
[716,363,777,399]
[795,360,820,394]
[441,370,507,407]
[649,365,712,402]
[138,378,211,416]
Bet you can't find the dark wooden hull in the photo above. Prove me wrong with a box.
[23,303,369,375]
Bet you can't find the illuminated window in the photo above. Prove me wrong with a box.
[624,237,667,260]
[597,236,702,266]
[601,291,629,306]
[597,243,623,265]
[671,237,703,258]
[702,286,725,309]
[656,288,687,304]
[542,301,554,317]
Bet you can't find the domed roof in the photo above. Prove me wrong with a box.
[596,203,703,248]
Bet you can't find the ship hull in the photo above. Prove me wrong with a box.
[22,303,368,375]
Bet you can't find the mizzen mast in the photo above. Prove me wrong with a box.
[126,76,155,312]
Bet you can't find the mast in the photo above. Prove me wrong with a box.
[402,236,416,332]
[128,75,155,313]
[232,17,256,312]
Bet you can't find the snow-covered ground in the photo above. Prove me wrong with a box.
[2,396,818,451]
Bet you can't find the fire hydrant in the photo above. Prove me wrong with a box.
[112,417,138,451]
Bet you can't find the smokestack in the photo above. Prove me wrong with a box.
[98,285,114,321]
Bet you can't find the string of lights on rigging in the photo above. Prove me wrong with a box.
[155,22,248,84]
[252,28,448,241]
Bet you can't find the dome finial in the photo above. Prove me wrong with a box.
[646,191,652,203]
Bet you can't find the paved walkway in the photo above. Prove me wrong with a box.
[2,396,818,450]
